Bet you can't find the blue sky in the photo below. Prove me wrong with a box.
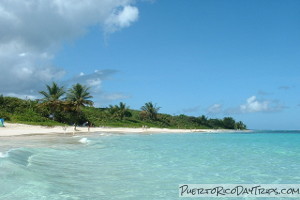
[0,0,299,129]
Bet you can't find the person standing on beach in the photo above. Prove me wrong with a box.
[87,121,91,132]
[0,118,4,127]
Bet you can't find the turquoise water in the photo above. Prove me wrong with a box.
[0,131,300,199]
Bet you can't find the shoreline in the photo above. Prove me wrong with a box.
[0,122,249,137]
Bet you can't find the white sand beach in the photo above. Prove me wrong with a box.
[0,122,237,137]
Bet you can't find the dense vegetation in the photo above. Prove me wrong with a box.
[0,83,247,130]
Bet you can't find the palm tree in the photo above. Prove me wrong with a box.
[39,82,65,102]
[108,102,131,120]
[67,83,93,109]
[0,94,4,108]
[39,82,65,120]
[198,115,208,126]
[236,121,247,130]
[66,83,93,130]
[141,102,160,121]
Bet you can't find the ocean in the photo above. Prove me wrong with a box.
[0,131,300,199]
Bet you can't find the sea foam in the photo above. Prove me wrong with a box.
[0,152,8,158]
[0,148,16,158]
[79,138,90,144]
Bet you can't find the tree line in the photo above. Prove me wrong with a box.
[0,82,247,130]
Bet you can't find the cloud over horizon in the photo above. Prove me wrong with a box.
[207,104,223,115]
[204,96,286,116]
[240,96,269,113]
[0,0,139,98]
[66,70,117,90]
[239,96,285,113]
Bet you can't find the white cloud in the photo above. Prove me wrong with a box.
[205,96,286,115]
[66,70,116,91]
[104,5,139,33]
[19,53,27,57]
[101,93,130,101]
[239,96,286,113]
[0,0,139,97]
[240,96,269,113]
[91,92,130,107]
[86,79,102,88]
[207,104,223,115]
[6,93,37,100]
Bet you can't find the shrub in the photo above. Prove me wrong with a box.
[0,111,11,121]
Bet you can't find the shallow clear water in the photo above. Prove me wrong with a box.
[0,131,300,199]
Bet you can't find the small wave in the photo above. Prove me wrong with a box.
[99,133,113,137]
[7,148,34,167]
[0,148,17,159]
[0,152,8,158]
[79,138,90,144]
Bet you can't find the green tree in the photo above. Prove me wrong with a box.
[39,82,65,102]
[236,121,247,130]
[66,83,93,129]
[108,102,132,120]
[0,94,4,108]
[39,82,65,120]
[223,117,236,129]
[208,118,223,129]
[198,115,208,126]
[141,102,160,121]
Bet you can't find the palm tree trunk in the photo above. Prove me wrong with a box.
[74,109,80,131]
